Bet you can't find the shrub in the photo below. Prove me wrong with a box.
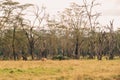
[52,55,70,60]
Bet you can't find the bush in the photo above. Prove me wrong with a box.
[52,55,70,60]
[0,52,3,56]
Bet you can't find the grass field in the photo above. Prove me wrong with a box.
[0,60,120,80]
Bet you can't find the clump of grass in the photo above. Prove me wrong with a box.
[74,74,82,80]
[98,76,111,80]
[68,66,74,70]
[113,74,120,80]
[83,74,93,80]
[56,76,69,80]
[102,78,111,80]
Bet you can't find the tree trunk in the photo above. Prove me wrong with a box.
[97,46,102,60]
[22,50,27,61]
[109,52,114,60]
[97,53,102,60]
[30,45,34,60]
[12,27,17,60]
[75,37,79,59]
[108,40,114,60]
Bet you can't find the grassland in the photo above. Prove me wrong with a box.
[0,60,120,80]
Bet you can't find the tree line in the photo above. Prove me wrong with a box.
[0,0,120,60]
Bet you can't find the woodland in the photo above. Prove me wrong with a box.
[0,0,120,60]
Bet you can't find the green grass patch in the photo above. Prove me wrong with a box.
[26,67,62,75]
[0,66,73,76]
[0,68,24,74]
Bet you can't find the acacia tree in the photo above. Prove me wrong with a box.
[21,5,47,60]
[107,20,116,60]
[94,30,106,60]
[59,3,86,59]
[83,0,101,59]
[0,0,32,60]
[58,0,100,59]
[0,0,18,60]
[46,17,60,57]
[115,28,120,58]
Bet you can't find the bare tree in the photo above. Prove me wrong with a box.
[107,20,116,59]
[83,0,101,59]
[21,5,47,60]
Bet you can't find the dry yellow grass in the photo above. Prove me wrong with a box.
[0,60,120,80]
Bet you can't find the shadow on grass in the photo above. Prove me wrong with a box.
[113,74,120,80]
